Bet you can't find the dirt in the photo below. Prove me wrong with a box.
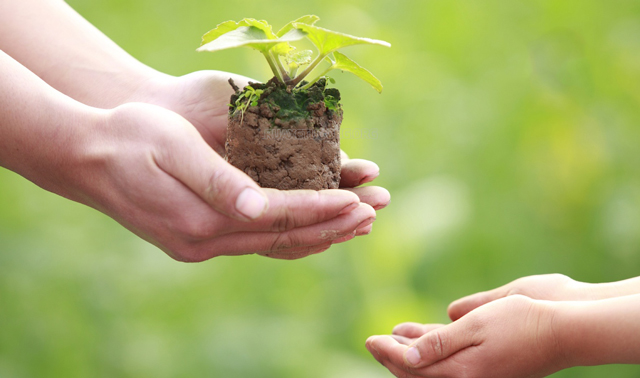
[225,78,342,190]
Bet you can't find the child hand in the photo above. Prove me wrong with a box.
[366,295,565,378]
[447,274,593,321]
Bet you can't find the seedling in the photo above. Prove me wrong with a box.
[197,15,390,92]
[197,16,390,190]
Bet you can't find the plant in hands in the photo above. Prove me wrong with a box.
[0,1,391,262]
[197,16,390,190]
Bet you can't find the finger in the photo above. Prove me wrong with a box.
[404,321,478,369]
[368,336,411,371]
[340,158,380,188]
[367,336,424,378]
[345,186,390,210]
[192,203,376,259]
[153,120,269,221]
[365,336,385,365]
[448,287,510,321]
[391,335,416,346]
[356,223,372,236]
[190,188,362,237]
[259,242,332,260]
[232,189,360,233]
[392,323,446,339]
[384,363,420,378]
[332,231,356,244]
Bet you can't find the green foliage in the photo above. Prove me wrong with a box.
[302,51,383,93]
[198,15,390,91]
[323,94,340,112]
[231,85,263,120]
[198,19,303,54]
[275,15,319,38]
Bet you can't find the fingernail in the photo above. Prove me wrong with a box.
[405,347,421,366]
[332,232,356,244]
[356,224,373,236]
[338,202,359,215]
[359,174,378,186]
[367,336,380,352]
[356,217,375,230]
[235,188,268,220]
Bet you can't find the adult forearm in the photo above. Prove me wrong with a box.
[0,50,97,198]
[0,0,162,108]
[555,293,640,367]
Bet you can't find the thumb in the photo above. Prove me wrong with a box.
[448,283,515,321]
[448,292,495,321]
[154,120,268,221]
[403,320,477,368]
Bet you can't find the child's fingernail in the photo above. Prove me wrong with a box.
[405,347,421,366]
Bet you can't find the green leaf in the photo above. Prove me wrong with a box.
[292,23,390,56]
[198,26,305,54]
[198,18,304,54]
[285,49,313,67]
[276,15,320,37]
[326,52,384,93]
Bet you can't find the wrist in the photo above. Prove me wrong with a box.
[531,300,575,372]
[7,100,106,203]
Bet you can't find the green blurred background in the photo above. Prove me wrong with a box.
[2,0,640,377]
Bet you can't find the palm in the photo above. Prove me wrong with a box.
[153,70,252,154]
[148,70,390,212]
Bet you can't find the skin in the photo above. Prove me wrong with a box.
[0,0,390,261]
[366,274,640,378]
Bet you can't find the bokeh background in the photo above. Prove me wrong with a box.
[2,0,640,377]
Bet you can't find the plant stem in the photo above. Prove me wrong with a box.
[263,51,285,84]
[299,66,334,90]
[289,54,326,87]
[271,51,291,82]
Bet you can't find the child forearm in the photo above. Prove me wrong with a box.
[554,293,640,367]
[585,277,640,300]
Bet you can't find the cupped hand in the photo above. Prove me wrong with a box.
[366,295,565,378]
[134,70,391,213]
[447,274,591,321]
[70,102,378,261]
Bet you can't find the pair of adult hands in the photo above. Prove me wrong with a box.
[87,71,389,262]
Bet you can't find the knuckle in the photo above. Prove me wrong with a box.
[504,293,533,309]
[426,329,446,358]
[164,242,209,263]
[548,273,571,283]
[204,167,228,203]
[271,210,294,232]
[268,232,301,251]
[175,216,217,240]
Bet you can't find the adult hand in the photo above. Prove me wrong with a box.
[366,295,565,378]
[132,70,391,216]
[69,102,377,261]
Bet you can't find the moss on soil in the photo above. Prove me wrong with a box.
[229,77,342,128]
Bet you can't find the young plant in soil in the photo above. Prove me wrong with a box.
[198,16,390,190]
